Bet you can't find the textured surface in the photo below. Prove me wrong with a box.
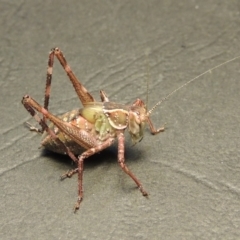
[1,1,240,239]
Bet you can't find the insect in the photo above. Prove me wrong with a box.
[22,48,240,212]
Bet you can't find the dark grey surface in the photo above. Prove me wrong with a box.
[1,1,240,239]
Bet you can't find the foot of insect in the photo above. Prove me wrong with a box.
[25,122,43,133]
[153,123,166,135]
[139,186,148,197]
[74,197,83,213]
[60,168,78,180]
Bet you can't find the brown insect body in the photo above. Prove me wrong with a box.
[22,48,164,212]
[22,48,239,212]
[42,99,147,155]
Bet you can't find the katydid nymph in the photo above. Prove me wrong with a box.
[22,48,240,212]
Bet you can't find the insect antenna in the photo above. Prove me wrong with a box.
[145,51,150,112]
[147,55,240,116]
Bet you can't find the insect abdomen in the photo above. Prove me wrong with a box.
[41,109,94,155]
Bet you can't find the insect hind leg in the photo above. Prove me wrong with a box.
[45,48,95,109]
[22,95,79,166]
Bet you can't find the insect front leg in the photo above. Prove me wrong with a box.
[117,131,148,196]
[147,117,165,135]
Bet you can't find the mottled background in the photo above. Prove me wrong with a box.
[1,1,240,239]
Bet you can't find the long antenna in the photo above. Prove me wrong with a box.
[147,55,240,116]
[144,48,151,112]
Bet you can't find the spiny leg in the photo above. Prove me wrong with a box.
[74,137,115,212]
[43,48,108,130]
[22,97,79,166]
[24,50,55,133]
[44,49,54,111]
[24,105,45,133]
[46,48,95,107]
[117,131,148,196]
[147,117,165,135]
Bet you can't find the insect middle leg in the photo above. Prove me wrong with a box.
[74,138,115,212]
[117,131,148,196]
